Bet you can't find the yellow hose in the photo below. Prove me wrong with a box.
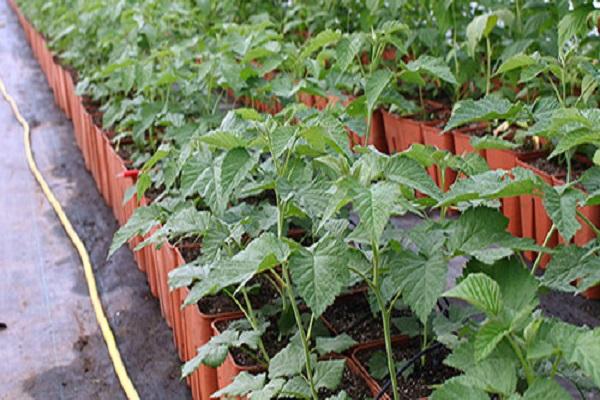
[0,77,140,400]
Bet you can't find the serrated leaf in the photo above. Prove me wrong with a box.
[444,273,503,316]
[268,336,305,378]
[335,34,364,74]
[315,334,357,355]
[405,55,457,85]
[199,130,248,150]
[521,379,571,400]
[314,359,345,390]
[431,378,489,400]
[448,207,539,264]
[221,147,257,201]
[541,245,600,293]
[475,319,510,361]
[543,185,584,242]
[366,69,393,112]
[439,168,539,207]
[348,181,400,244]
[388,250,448,324]
[289,237,350,317]
[108,205,162,257]
[385,155,442,200]
[300,29,341,59]
[496,53,536,74]
[466,13,498,57]
[444,96,522,131]
[211,372,266,398]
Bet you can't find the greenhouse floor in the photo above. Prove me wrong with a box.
[0,3,190,399]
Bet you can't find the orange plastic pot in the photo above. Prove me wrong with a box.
[167,245,188,360]
[298,92,314,107]
[347,110,389,153]
[212,317,262,396]
[422,123,456,191]
[182,288,243,400]
[515,159,535,261]
[381,111,422,153]
[485,148,522,237]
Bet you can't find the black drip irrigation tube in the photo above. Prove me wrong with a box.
[374,341,444,400]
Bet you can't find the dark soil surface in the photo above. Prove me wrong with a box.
[197,274,281,315]
[356,340,457,399]
[323,293,407,344]
[279,361,374,399]
[0,4,190,398]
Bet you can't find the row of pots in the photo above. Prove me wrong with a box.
[8,3,241,399]
[295,92,600,297]
[11,3,598,398]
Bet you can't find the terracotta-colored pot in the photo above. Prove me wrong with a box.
[314,94,329,110]
[298,92,314,107]
[515,159,535,261]
[347,110,389,154]
[212,317,262,396]
[485,148,522,237]
[520,159,556,268]
[182,287,242,400]
[422,123,457,191]
[381,110,423,153]
[167,244,188,360]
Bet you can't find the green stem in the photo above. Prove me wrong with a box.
[531,225,557,276]
[550,353,562,379]
[577,210,600,238]
[507,334,535,386]
[374,290,400,400]
[485,36,492,96]
[283,267,319,400]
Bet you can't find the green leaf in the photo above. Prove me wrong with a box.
[335,34,364,74]
[315,334,357,356]
[541,245,600,294]
[314,359,345,390]
[300,29,341,59]
[108,205,162,257]
[182,324,261,376]
[221,147,258,201]
[439,168,540,208]
[289,237,350,317]
[475,319,510,361]
[466,13,498,57]
[444,96,522,131]
[521,379,571,400]
[543,185,584,242]
[388,251,448,324]
[211,372,266,398]
[366,69,393,112]
[431,379,489,400]
[269,337,305,378]
[558,5,595,52]
[385,155,442,200]
[448,207,539,264]
[199,130,248,150]
[496,53,536,75]
[405,55,457,85]
[347,181,400,244]
[444,273,503,316]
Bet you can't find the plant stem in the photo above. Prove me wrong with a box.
[283,267,319,400]
[531,225,556,276]
[576,209,600,238]
[507,334,535,386]
[374,290,400,400]
[485,37,492,96]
